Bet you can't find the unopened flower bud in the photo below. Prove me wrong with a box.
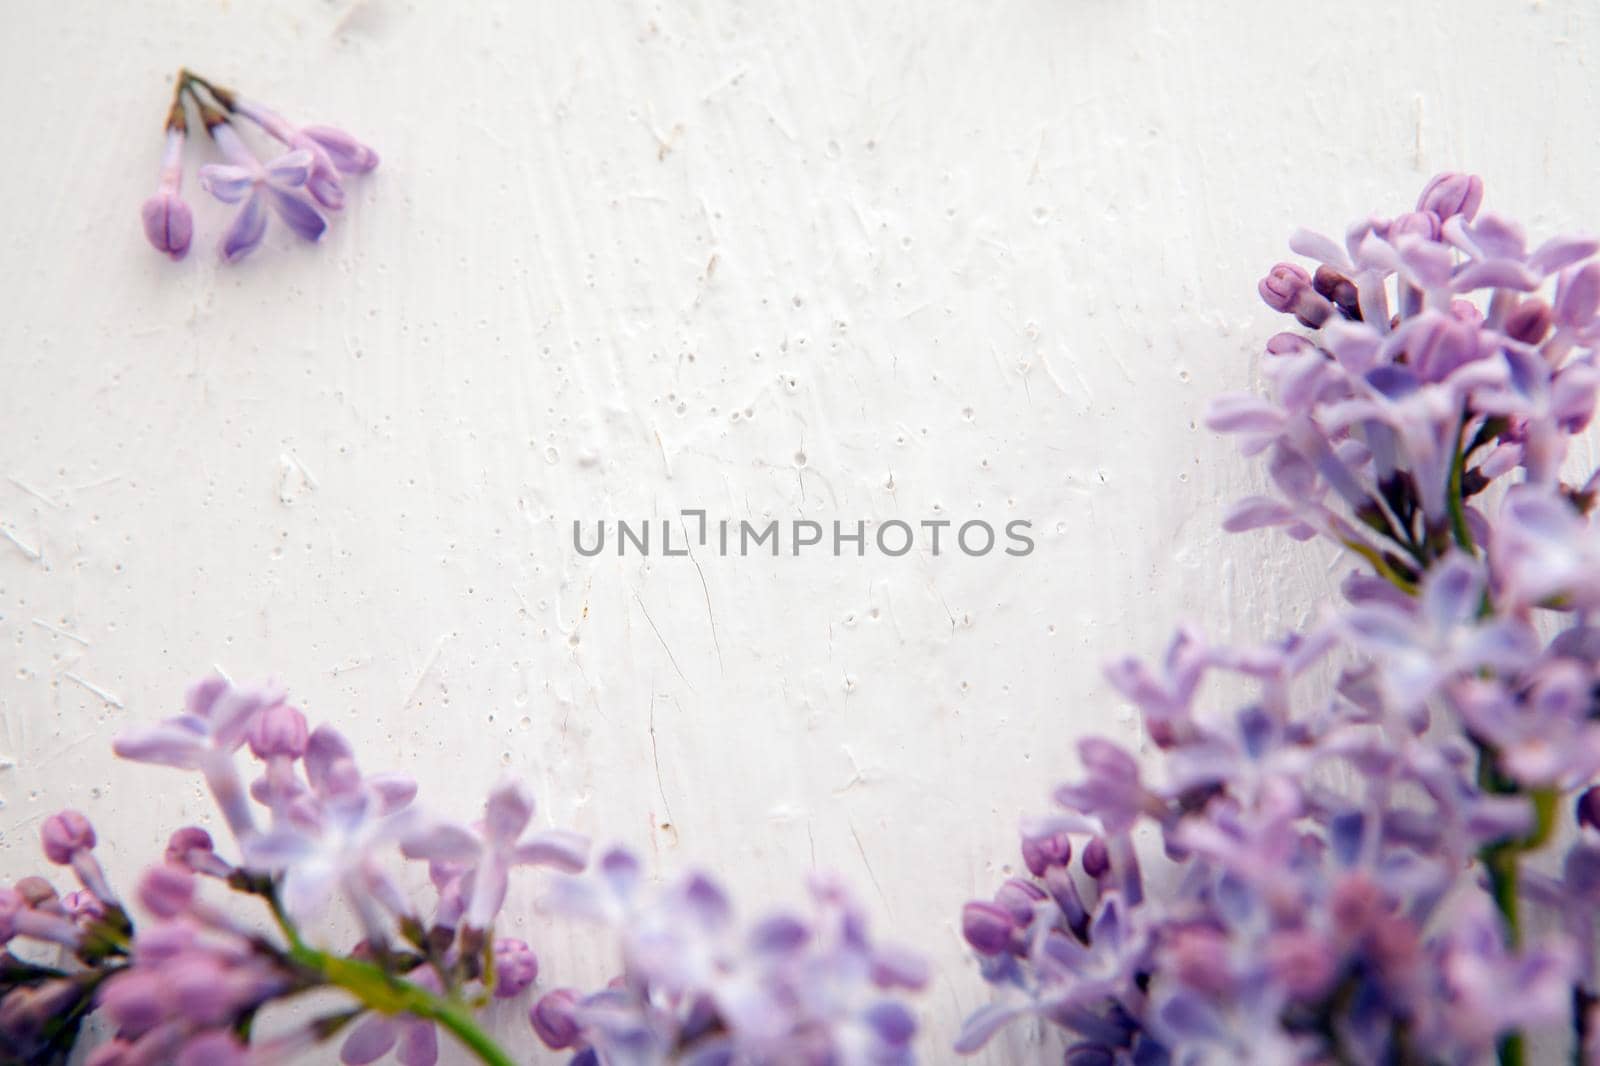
[960,901,1015,956]
[529,988,583,1050]
[493,937,539,998]
[247,702,309,759]
[1416,172,1484,221]
[137,864,195,919]
[1082,837,1111,880]
[1020,827,1072,877]
[1505,298,1553,345]
[40,811,95,865]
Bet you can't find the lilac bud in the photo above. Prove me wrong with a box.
[141,127,193,261]
[993,878,1047,923]
[98,971,165,1037]
[14,878,57,911]
[40,811,95,865]
[1578,787,1600,833]
[1387,210,1441,242]
[1020,828,1072,877]
[301,125,381,173]
[247,702,309,759]
[1311,265,1360,320]
[1505,299,1553,344]
[137,864,195,919]
[141,193,194,261]
[1265,331,1315,357]
[960,901,1015,956]
[1082,837,1110,880]
[529,988,583,1049]
[165,827,232,878]
[168,956,236,1025]
[1555,262,1600,328]
[64,890,105,923]
[492,937,539,998]
[1259,263,1332,328]
[1416,172,1484,222]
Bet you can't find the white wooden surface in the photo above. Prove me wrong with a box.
[2,1,1598,1061]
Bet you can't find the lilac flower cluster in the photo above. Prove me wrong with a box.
[0,677,584,1066]
[529,847,928,1065]
[140,70,377,263]
[958,175,1600,1064]
[1,677,924,1065]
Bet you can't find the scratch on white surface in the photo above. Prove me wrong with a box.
[8,477,57,508]
[329,657,369,676]
[32,619,89,645]
[849,822,889,910]
[0,523,40,562]
[681,521,724,675]
[633,592,694,691]
[63,672,123,709]
[401,636,449,711]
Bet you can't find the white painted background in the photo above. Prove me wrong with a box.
[2,1,1598,1061]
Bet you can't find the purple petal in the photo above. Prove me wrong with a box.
[220,191,269,263]
[263,149,314,189]
[112,720,207,768]
[511,829,588,872]
[302,125,381,173]
[340,1015,399,1065]
[1529,234,1599,275]
[954,1003,1024,1053]
[397,1020,437,1066]
[484,781,537,846]
[401,823,481,863]
[1222,496,1296,532]
[1420,554,1484,632]
[197,164,258,205]
[269,189,328,243]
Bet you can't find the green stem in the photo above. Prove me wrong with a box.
[288,944,517,1066]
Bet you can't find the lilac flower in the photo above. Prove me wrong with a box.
[227,95,379,211]
[197,119,327,262]
[140,120,193,260]
[962,176,1600,1064]
[400,780,588,933]
[537,848,927,1065]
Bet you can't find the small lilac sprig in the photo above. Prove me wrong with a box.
[531,847,929,1065]
[138,69,379,264]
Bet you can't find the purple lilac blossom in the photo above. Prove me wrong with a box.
[960,175,1600,1063]
[532,847,928,1065]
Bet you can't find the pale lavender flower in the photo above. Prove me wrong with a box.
[400,780,588,932]
[197,119,327,262]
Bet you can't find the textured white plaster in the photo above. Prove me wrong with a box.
[2,1,1599,1061]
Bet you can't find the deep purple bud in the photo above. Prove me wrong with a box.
[1505,299,1553,344]
[993,878,1047,923]
[1578,787,1600,833]
[1020,827,1073,877]
[1417,172,1484,222]
[529,988,583,1049]
[1311,265,1360,320]
[40,812,95,865]
[960,901,1015,956]
[1082,837,1111,880]
[492,937,538,999]
[1555,262,1600,328]
[137,864,195,919]
[247,702,309,759]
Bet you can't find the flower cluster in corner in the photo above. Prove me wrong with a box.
[0,678,926,1066]
[0,677,583,1066]
[957,175,1600,1065]
[140,69,378,264]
